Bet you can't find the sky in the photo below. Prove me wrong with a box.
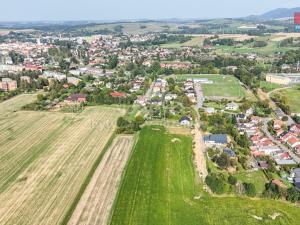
[0,0,299,21]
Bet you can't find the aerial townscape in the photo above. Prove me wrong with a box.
[1,1,300,225]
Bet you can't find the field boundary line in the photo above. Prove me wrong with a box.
[107,132,140,225]
[60,132,117,225]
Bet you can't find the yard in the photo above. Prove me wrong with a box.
[273,86,300,113]
[176,74,245,98]
[110,126,300,225]
[0,95,125,225]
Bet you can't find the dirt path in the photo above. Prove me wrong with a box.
[192,120,208,182]
[68,135,135,225]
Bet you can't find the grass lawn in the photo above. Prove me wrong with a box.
[110,126,300,225]
[234,170,268,195]
[176,74,245,98]
[260,81,283,92]
[274,86,300,113]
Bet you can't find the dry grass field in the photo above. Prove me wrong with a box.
[68,135,135,225]
[0,93,37,115]
[0,96,125,225]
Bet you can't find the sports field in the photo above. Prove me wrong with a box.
[176,74,245,98]
[274,86,300,113]
[110,126,300,225]
[0,96,125,225]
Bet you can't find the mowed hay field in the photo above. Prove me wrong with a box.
[68,135,135,225]
[0,96,125,225]
[110,126,300,225]
[0,93,37,114]
[176,74,245,98]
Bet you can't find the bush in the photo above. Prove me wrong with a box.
[243,182,256,197]
[228,175,237,185]
[205,173,227,194]
[286,187,300,203]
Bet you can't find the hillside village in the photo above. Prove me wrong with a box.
[1,10,300,224]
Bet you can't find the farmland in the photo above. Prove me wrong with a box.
[0,93,37,114]
[0,95,125,225]
[175,74,245,98]
[110,126,300,225]
[68,135,135,225]
[273,86,300,113]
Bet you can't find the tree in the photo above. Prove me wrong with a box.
[228,175,237,186]
[117,117,129,127]
[243,183,256,197]
[108,55,118,69]
[205,173,227,194]
[215,153,231,169]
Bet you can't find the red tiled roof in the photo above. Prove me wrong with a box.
[110,92,126,98]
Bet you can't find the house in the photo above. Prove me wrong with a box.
[204,134,228,146]
[287,137,300,148]
[226,102,239,111]
[290,124,300,134]
[258,161,269,169]
[0,78,17,91]
[223,148,236,158]
[110,92,126,98]
[246,108,254,116]
[67,77,82,86]
[236,114,247,121]
[20,76,31,83]
[179,116,191,126]
[66,94,87,104]
[271,179,287,189]
[273,120,284,130]
[205,107,215,114]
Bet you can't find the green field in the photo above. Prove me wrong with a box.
[260,81,283,93]
[110,126,300,225]
[176,74,245,98]
[274,86,300,113]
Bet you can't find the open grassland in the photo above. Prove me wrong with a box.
[260,81,283,93]
[273,86,300,113]
[110,126,300,225]
[0,104,125,225]
[176,74,245,98]
[0,93,37,114]
[68,135,135,225]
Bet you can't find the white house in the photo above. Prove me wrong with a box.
[226,102,239,111]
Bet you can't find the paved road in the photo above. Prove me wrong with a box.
[257,88,295,126]
[145,81,154,102]
[262,118,300,164]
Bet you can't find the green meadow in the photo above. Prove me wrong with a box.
[110,126,300,225]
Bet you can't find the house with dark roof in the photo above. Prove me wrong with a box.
[204,134,228,146]
[223,148,236,158]
[179,116,191,126]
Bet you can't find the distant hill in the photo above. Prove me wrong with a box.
[247,7,300,21]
